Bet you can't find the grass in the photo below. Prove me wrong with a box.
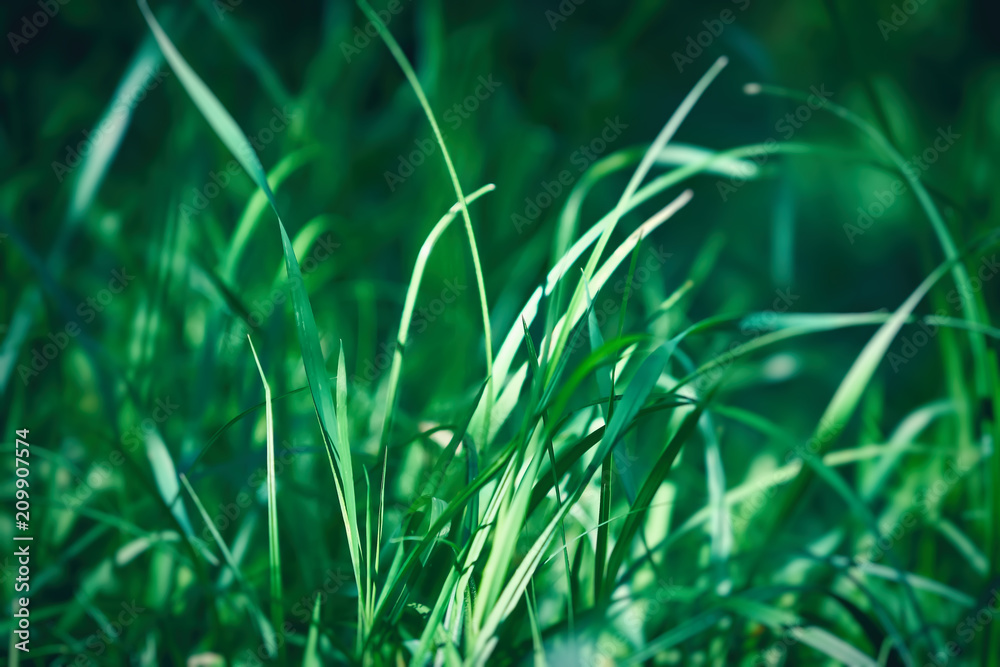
[3,0,1000,665]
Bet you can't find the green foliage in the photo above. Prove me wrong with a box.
[3,0,1000,665]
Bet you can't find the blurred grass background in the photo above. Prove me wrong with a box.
[2,0,1000,665]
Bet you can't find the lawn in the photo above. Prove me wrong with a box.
[2,0,999,665]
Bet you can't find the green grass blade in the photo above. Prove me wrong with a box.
[377,183,496,454]
[247,336,284,665]
[603,384,713,598]
[137,0,364,635]
[773,254,974,529]
[745,82,993,406]
[487,192,692,445]
[358,0,495,447]
[224,146,322,281]
[546,57,728,383]
[302,595,323,667]
[179,473,275,655]
[469,334,698,664]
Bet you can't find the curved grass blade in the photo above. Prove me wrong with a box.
[487,192,693,445]
[489,140,827,398]
[546,57,728,385]
[552,144,760,264]
[376,184,496,457]
[195,0,294,108]
[768,247,990,536]
[137,0,364,623]
[743,84,985,343]
[357,0,495,447]
[743,85,997,488]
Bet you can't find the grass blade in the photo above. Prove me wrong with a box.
[357,0,495,448]
[137,0,365,637]
[248,336,284,664]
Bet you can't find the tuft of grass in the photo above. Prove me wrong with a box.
[6,1,1000,665]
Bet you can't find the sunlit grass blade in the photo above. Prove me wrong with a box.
[584,282,613,603]
[551,144,760,265]
[469,331,702,664]
[357,0,495,447]
[490,139,828,398]
[136,0,365,636]
[522,315,575,633]
[376,183,496,455]
[486,191,693,446]
[145,429,194,537]
[860,399,953,500]
[546,57,728,383]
